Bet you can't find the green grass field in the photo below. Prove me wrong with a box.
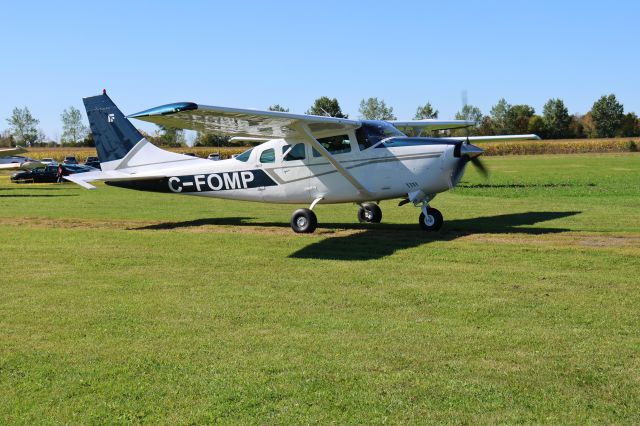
[1,153,639,424]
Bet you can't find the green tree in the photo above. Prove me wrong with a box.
[156,124,186,147]
[82,132,95,147]
[0,130,15,147]
[477,116,495,136]
[542,98,571,139]
[506,104,535,134]
[455,105,483,135]
[413,102,438,119]
[194,132,231,147]
[618,112,639,137]
[359,97,396,120]
[6,106,39,146]
[268,104,289,112]
[528,115,545,136]
[591,94,624,138]
[490,98,511,134]
[61,106,88,145]
[306,97,348,118]
[568,115,586,139]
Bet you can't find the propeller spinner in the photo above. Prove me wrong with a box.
[452,141,489,184]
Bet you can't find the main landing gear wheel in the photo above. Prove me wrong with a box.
[357,202,382,223]
[419,207,443,232]
[291,208,317,233]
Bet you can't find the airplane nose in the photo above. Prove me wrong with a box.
[459,143,483,159]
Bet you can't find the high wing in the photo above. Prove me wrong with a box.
[391,120,475,132]
[128,103,360,139]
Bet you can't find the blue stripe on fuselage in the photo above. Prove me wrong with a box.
[106,169,277,193]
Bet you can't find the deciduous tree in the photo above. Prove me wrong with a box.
[618,112,639,137]
[61,106,88,145]
[268,104,289,112]
[506,104,535,134]
[6,106,39,146]
[528,115,545,136]
[359,97,396,120]
[455,104,483,135]
[413,102,438,119]
[194,132,231,147]
[542,98,571,139]
[306,97,348,118]
[591,94,624,138]
[0,130,15,147]
[568,115,586,139]
[490,98,511,134]
[156,124,186,147]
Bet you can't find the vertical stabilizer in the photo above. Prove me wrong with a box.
[83,91,144,169]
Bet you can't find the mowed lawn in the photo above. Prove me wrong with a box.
[0,153,639,424]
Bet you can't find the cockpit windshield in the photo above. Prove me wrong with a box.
[355,121,406,150]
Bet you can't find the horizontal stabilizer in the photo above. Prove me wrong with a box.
[63,168,176,190]
[64,174,97,189]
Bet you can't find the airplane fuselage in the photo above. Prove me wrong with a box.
[109,137,461,204]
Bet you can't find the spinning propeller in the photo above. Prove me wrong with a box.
[449,90,489,184]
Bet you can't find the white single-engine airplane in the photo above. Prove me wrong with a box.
[66,91,540,233]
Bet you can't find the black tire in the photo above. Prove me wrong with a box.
[291,208,318,233]
[419,208,443,231]
[357,202,382,223]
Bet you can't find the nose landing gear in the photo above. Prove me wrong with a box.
[419,205,443,231]
[404,192,444,232]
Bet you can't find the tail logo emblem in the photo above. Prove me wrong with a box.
[107,113,115,123]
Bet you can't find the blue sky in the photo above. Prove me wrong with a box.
[1,0,638,139]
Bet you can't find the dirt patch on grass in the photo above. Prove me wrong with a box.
[0,216,356,237]
[461,232,640,249]
[3,216,639,250]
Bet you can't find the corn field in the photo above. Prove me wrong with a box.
[21,138,639,162]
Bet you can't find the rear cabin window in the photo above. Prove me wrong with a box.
[282,143,306,161]
[259,148,275,163]
[312,134,351,157]
[235,148,253,162]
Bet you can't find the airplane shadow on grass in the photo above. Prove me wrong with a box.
[134,211,580,261]
[0,194,78,198]
[0,187,76,191]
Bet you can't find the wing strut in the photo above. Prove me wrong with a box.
[294,123,374,199]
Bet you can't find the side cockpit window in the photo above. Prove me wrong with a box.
[312,134,351,157]
[283,143,306,161]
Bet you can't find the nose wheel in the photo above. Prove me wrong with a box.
[357,202,382,223]
[419,207,443,231]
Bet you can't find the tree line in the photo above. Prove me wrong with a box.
[2,94,639,149]
[0,106,93,148]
